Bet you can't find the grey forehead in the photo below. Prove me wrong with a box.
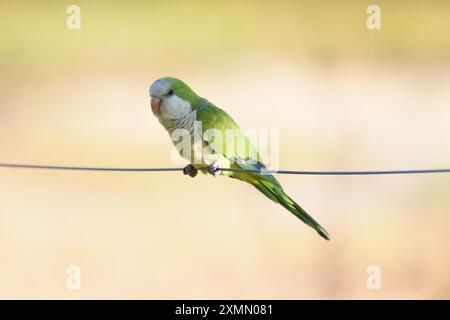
[149,78,170,97]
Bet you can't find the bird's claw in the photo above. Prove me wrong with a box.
[207,162,220,176]
[183,164,198,178]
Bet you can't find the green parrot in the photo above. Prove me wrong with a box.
[149,77,330,240]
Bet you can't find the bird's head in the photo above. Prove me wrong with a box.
[149,77,199,119]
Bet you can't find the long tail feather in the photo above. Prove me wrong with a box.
[252,177,330,240]
[228,159,330,240]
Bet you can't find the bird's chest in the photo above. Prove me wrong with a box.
[160,109,230,172]
[178,131,231,172]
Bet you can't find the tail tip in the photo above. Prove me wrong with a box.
[318,227,331,241]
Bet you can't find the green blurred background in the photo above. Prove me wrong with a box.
[1,0,449,299]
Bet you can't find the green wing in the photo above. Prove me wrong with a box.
[195,98,261,162]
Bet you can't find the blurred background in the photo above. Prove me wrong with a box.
[1,0,450,299]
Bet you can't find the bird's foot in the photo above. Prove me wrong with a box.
[207,162,221,176]
[183,164,198,178]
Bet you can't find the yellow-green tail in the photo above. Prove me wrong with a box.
[251,175,330,240]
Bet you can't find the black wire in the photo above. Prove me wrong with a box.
[0,163,182,172]
[1,163,449,175]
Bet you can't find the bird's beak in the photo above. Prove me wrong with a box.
[151,97,161,113]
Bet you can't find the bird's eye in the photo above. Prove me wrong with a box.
[168,89,174,95]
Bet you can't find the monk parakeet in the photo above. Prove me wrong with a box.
[149,77,330,240]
